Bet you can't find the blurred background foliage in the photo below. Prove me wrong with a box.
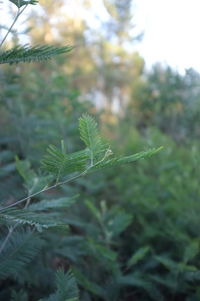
[1,0,200,300]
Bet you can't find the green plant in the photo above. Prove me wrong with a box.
[0,2,161,300]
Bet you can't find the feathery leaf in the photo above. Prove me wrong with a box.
[44,269,79,301]
[0,44,73,64]
[28,196,78,211]
[90,147,163,172]
[9,0,38,8]
[41,145,88,181]
[0,208,67,232]
[0,230,43,280]
[79,114,108,164]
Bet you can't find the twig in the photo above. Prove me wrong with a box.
[0,149,111,212]
[0,169,89,212]
[0,224,17,254]
[0,4,28,49]
[0,195,31,255]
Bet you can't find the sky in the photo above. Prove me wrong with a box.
[1,0,200,73]
[134,0,200,73]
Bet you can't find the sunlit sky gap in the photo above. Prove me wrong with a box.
[1,0,200,73]
[134,0,200,73]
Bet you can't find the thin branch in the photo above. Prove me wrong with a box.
[0,3,30,256]
[0,4,28,49]
[0,192,32,255]
[0,224,17,254]
[0,150,111,212]
[0,170,87,253]
[0,169,89,212]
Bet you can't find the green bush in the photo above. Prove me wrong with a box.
[0,2,160,300]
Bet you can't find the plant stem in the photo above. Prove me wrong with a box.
[0,169,89,253]
[0,224,17,254]
[0,148,110,212]
[0,169,89,212]
[0,195,32,255]
[0,2,31,256]
[0,5,28,49]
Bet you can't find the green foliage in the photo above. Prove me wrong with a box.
[9,0,38,8]
[129,64,200,141]
[105,127,200,300]
[0,99,162,300]
[0,208,67,231]
[0,45,73,64]
[42,115,161,183]
[3,1,200,300]
[0,231,43,280]
[43,269,79,301]
[0,98,161,299]
[28,196,78,211]
[41,145,88,181]
[0,0,82,292]
[79,114,107,164]
[127,246,150,267]
[15,157,53,197]
[89,146,163,172]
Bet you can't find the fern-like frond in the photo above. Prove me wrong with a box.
[16,158,53,193]
[79,114,108,164]
[41,145,89,181]
[43,269,79,301]
[0,208,67,232]
[28,196,78,211]
[9,0,38,8]
[41,116,162,181]
[0,230,43,280]
[0,45,73,64]
[56,269,79,301]
[90,147,163,172]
